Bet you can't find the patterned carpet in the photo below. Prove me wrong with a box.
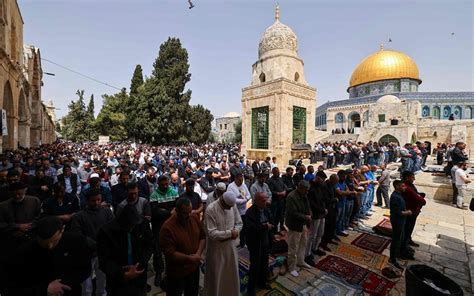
[351,232,392,254]
[333,242,389,269]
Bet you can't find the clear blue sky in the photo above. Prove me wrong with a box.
[20,0,473,119]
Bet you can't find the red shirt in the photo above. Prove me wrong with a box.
[402,182,426,215]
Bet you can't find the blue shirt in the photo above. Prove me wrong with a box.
[365,172,375,190]
[304,173,315,182]
[335,181,347,207]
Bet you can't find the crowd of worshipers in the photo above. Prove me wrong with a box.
[310,141,431,173]
[0,139,469,296]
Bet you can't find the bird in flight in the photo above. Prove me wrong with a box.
[451,32,455,36]
[388,38,392,43]
[188,0,195,9]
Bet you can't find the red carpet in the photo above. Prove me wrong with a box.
[316,255,395,295]
[372,218,392,237]
[315,255,369,285]
[361,272,395,295]
[351,233,391,254]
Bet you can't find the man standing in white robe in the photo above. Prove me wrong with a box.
[204,191,242,296]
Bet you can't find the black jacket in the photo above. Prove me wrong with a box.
[70,207,114,254]
[244,204,273,250]
[308,182,327,219]
[323,180,338,209]
[137,177,155,199]
[451,147,468,166]
[111,183,128,209]
[27,175,54,202]
[3,232,92,296]
[97,219,153,296]
[57,174,79,195]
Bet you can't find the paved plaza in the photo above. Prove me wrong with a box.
[146,165,473,295]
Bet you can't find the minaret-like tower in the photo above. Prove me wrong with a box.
[241,5,316,168]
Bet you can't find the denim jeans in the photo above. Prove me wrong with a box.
[336,202,346,234]
[343,199,354,229]
[358,191,368,217]
[83,257,107,296]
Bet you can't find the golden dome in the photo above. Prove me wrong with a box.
[349,47,421,89]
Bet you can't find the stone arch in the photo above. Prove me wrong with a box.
[294,72,300,82]
[379,134,399,145]
[432,106,440,119]
[18,89,30,147]
[259,72,266,83]
[465,106,472,119]
[348,111,361,130]
[453,105,462,119]
[334,112,345,130]
[422,105,430,117]
[2,81,14,149]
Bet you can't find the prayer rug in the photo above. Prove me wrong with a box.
[275,275,306,294]
[372,218,392,237]
[315,255,369,285]
[333,243,389,269]
[360,272,395,295]
[238,247,278,294]
[256,281,296,296]
[304,274,364,296]
[351,233,391,254]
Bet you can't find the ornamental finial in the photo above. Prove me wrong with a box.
[275,3,280,21]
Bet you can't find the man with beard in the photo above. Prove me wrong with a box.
[70,189,114,296]
[137,168,157,199]
[160,198,205,296]
[98,205,153,296]
[27,168,54,202]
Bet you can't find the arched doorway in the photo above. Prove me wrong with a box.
[334,112,345,132]
[432,106,441,119]
[379,134,399,145]
[348,112,361,130]
[2,81,14,150]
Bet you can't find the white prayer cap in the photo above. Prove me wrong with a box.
[90,173,100,179]
[223,191,237,207]
[216,182,226,191]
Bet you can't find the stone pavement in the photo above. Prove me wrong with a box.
[363,197,474,295]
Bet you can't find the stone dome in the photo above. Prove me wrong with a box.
[223,112,240,118]
[349,46,421,88]
[377,94,401,104]
[258,5,298,58]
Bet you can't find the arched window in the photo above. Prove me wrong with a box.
[453,106,462,119]
[442,106,451,119]
[432,106,440,119]
[422,106,430,117]
[465,106,472,119]
[294,72,300,82]
[335,112,344,123]
[259,73,266,83]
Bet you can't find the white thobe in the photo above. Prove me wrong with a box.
[204,201,242,296]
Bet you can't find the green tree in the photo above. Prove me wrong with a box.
[233,119,242,143]
[130,65,144,96]
[87,94,95,119]
[186,104,214,144]
[94,88,129,141]
[61,90,95,141]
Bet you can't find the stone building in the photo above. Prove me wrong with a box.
[315,44,474,151]
[241,5,316,168]
[215,111,240,143]
[0,0,55,152]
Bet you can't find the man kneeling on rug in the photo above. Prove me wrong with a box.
[389,180,412,270]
